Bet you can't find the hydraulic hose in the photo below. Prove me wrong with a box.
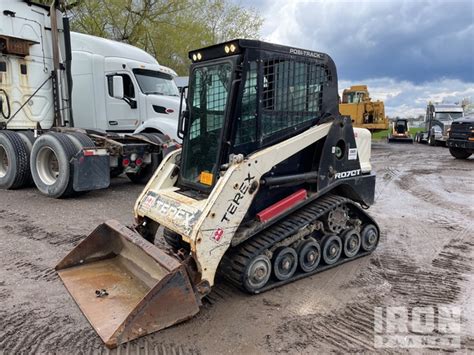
[0,88,11,119]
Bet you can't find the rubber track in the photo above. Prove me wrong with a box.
[223,194,379,294]
[0,131,30,189]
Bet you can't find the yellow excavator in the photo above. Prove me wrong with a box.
[57,40,380,348]
[339,85,389,132]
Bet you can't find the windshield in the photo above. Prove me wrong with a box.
[181,62,232,188]
[435,112,463,121]
[133,69,179,96]
[343,92,364,104]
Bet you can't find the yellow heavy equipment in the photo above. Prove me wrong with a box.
[57,40,379,348]
[339,85,389,132]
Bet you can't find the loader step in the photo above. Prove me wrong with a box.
[222,194,379,293]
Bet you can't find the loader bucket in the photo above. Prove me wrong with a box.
[56,220,200,348]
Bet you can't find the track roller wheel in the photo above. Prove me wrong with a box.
[243,254,272,293]
[322,235,342,265]
[273,247,298,281]
[342,228,361,258]
[297,238,321,272]
[361,224,379,252]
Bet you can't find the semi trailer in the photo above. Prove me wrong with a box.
[57,39,380,348]
[0,0,180,197]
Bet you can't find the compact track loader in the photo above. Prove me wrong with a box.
[57,39,380,348]
[388,118,413,143]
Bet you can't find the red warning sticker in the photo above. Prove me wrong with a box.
[212,228,224,242]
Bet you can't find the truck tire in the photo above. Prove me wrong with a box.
[0,131,30,189]
[17,131,37,186]
[30,132,77,198]
[428,134,436,146]
[65,132,95,150]
[449,147,472,159]
[126,132,165,184]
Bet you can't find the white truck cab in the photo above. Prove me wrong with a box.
[0,0,181,198]
[416,103,464,145]
[70,32,181,140]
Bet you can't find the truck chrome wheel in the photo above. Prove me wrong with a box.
[0,144,8,178]
[322,235,342,265]
[244,254,272,292]
[36,146,60,185]
[273,247,298,281]
[298,238,321,272]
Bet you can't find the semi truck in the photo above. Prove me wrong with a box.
[446,115,474,159]
[0,0,181,198]
[415,103,464,146]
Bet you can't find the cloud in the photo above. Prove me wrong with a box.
[339,78,474,117]
[260,0,473,83]
[238,0,474,117]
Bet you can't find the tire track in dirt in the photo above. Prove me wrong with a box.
[267,232,474,353]
[267,298,380,352]
[6,260,57,282]
[0,305,103,353]
[0,304,201,354]
[395,173,474,219]
[112,340,201,355]
[0,209,85,247]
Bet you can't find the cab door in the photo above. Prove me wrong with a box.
[105,72,140,131]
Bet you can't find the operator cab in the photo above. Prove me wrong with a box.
[177,39,339,193]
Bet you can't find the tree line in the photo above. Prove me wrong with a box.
[38,0,263,75]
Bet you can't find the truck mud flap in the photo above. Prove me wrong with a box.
[56,220,200,348]
[72,150,110,192]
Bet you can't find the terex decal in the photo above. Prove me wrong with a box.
[141,192,201,235]
[335,169,361,179]
[221,173,255,223]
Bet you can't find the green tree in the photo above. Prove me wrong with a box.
[67,0,263,74]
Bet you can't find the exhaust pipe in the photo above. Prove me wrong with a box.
[56,220,200,348]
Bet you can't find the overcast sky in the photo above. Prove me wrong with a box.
[238,0,474,117]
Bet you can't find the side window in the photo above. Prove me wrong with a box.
[107,74,135,98]
[261,59,326,138]
[235,61,257,145]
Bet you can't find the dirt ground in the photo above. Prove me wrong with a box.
[0,142,473,354]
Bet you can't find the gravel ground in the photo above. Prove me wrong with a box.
[0,142,473,354]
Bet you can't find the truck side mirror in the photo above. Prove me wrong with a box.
[178,86,189,139]
[112,76,124,100]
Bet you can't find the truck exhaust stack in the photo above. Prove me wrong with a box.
[56,220,200,348]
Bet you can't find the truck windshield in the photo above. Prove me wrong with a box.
[133,69,179,96]
[181,62,232,188]
[435,112,463,121]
